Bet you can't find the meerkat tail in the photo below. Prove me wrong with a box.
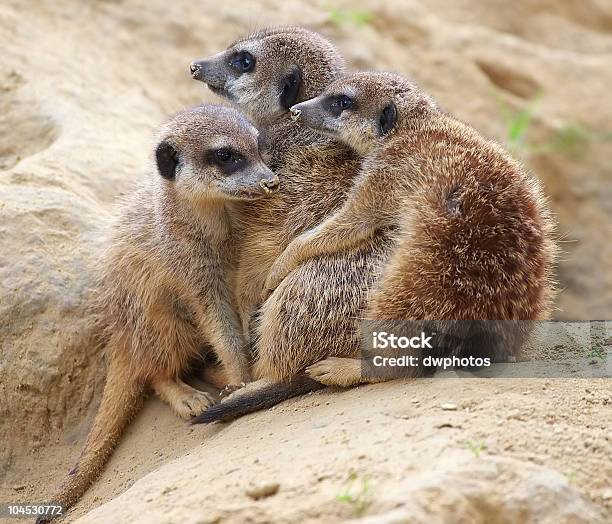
[191,375,324,424]
[37,362,146,522]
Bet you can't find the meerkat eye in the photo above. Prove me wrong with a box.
[211,147,245,175]
[230,51,255,73]
[215,148,234,163]
[328,94,354,116]
[338,95,353,110]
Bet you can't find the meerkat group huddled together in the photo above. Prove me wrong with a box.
[39,26,557,520]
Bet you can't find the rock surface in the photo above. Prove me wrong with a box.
[77,451,605,524]
[71,378,609,524]
[0,0,610,522]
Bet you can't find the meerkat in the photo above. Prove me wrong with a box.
[261,71,557,387]
[37,105,279,520]
[189,28,396,423]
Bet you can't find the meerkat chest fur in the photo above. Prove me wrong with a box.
[157,185,238,280]
[104,178,239,310]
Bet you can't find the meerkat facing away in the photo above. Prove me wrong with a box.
[37,105,279,520]
[189,28,396,423]
[262,72,557,386]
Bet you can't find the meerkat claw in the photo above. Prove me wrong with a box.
[219,383,245,400]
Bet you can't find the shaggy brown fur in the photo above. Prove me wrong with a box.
[190,29,396,423]
[37,105,279,520]
[266,72,557,386]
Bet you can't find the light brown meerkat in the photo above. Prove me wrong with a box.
[37,105,279,521]
[189,28,397,423]
[262,71,557,387]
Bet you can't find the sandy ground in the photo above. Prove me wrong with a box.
[3,332,611,522]
[1,0,611,522]
[15,376,612,523]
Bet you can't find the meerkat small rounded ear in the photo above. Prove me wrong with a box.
[155,141,178,180]
[279,68,302,110]
[379,102,397,135]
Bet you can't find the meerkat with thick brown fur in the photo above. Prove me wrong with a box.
[190,28,396,423]
[263,72,557,387]
[37,105,279,520]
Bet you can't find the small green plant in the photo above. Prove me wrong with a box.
[336,471,372,516]
[497,93,612,159]
[464,440,487,458]
[588,343,605,361]
[565,469,577,484]
[499,94,541,153]
[327,6,373,28]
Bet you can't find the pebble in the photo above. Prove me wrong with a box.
[246,482,280,500]
[440,403,458,411]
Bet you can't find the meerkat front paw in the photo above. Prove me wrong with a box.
[156,379,216,420]
[306,357,362,387]
[174,388,216,419]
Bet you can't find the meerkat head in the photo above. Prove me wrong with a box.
[155,105,279,203]
[289,72,438,155]
[189,27,345,126]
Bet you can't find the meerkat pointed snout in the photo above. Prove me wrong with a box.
[189,61,201,76]
[289,97,340,133]
[260,175,280,193]
[289,106,302,121]
[189,55,229,94]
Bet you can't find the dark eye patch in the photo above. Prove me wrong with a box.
[230,51,255,73]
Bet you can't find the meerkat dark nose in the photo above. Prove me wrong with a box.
[260,175,280,194]
[189,61,202,78]
[289,107,302,121]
